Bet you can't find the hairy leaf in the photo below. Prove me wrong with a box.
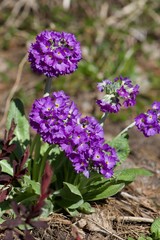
[7,99,30,147]
[108,135,130,165]
[60,182,83,200]
[151,217,160,239]
[41,161,53,198]
[115,168,152,182]
[0,159,13,176]
[78,202,95,214]
[59,182,84,209]
[83,182,125,201]
[23,176,40,195]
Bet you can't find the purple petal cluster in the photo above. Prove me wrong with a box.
[28,30,82,77]
[29,91,80,144]
[29,91,118,178]
[135,101,160,137]
[96,97,121,113]
[97,76,139,113]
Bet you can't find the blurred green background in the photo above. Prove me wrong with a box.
[0,0,160,124]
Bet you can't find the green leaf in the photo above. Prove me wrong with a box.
[0,159,13,175]
[84,182,125,201]
[60,182,83,200]
[41,199,54,217]
[0,218,4,224]
[0,199,11,212]
[7,99,30,146]
[78,202,95,214]
[59,182,84,209]
[14,188,38,206]
[108,135,130,165]
[60,199,84,209]
[115,168,153,182]
[151,218,160,239]
[109,135,129,163]
[23,176,40,195]
[65,208,79,217]
[78,172,110,195]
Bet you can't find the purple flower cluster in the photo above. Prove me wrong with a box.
[135,101,160,137]
[28,30,82,77]
[29,91,118,178]
[97,77,139,113]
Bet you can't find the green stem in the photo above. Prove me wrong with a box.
[115,122,135,139]
[30,134,39,156]
[44,77,52,96]
[32,134,41,181]
[38,145,53,182]
[100,112,109,126]
[28,134,40,175]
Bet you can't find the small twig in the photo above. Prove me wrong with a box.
[85,217,124,240]
[115,122,135,139]
[0,53,27,129]
[120,191,139,202]
[108,216,154,223]
[5,0,38,27]
[63,0,71,10]
[120,191,157,213]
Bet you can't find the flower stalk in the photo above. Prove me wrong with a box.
[115,122,135,139]
[44,77,52,96]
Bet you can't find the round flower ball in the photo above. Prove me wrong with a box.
[28,30,82,77]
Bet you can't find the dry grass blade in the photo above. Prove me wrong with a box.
[0,53,27,129]
[85,217,124,240]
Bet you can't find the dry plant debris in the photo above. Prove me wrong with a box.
[31,186,160,240]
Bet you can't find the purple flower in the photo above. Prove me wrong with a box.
[97,79,112,92]
[97,76,139,113]
[152,101,160,111]
[117,78,139,108]
[28,30,82,77]
[96,98,121,113]
[62,115,118,178]
[135,101,160,137]
[29,91,81,144]
[29,91,119,178]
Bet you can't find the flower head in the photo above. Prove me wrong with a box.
[135,101,160,137]
[29,91,81,144]
[28,30,82,77]
[97,79,112,92]
[29,91,119,178]
[97,76,139,113]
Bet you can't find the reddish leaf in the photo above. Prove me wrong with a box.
[20,146,30,170]
[7,119,16,143]
[0,119,16,161]
[29,220,48,229]
[1,217,22,228]
[26,163,53,221]
[12,147,29,180]
[41,161,53,197]
[13,160,18,177]
[0,187,11,202]
[24,230,36,240]
[11,201,27,216]
[3,230,14,240]
[0,173,12,184]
